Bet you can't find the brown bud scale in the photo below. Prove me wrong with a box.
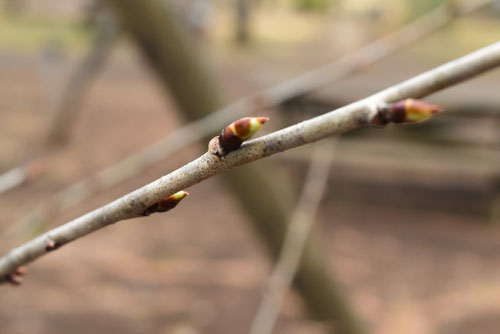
[388,100,407,124]
[217,117,269,156]
[220,126,243,152]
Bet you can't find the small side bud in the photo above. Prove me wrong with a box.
[211,117,269,157]
[45,239,58,251]
[142,191,189,216]
[156,191,189,212]
[373,99,442,125]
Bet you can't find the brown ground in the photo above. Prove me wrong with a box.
[1,34,500,334]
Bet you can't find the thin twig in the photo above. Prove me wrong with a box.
[249,139,337,334]
[0,41,499,281]
[5,0,489,240]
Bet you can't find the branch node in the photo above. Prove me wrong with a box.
[208,136,226,158]
[208,117,269,157]
[45,238,59,252]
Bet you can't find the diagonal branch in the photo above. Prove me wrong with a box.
[6,0,490,240]
[0,42,499,281]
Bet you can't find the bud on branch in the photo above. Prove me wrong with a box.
[209,117,269,157]
[45,239,59,252]
[372,98,443,126]
[141,190,189,216]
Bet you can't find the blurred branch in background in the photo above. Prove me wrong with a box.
[47,5,120,145]
[5,0,489,242]
[235,0,251,44]
[0,159,45,195]
[0,3,120,198]
[249,138,338,334]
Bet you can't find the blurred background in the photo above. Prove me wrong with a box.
[0,0,499,333]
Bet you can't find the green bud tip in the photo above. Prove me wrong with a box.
[168,191,189,202]
[218,117,269,154]
[230,117,269,140]
[404,99,443,123]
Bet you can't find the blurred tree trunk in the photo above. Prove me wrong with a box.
[104,1,364,332]
[235,0,251,44]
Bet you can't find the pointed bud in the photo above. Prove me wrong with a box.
[156,191,189,212]
[388,99,442,124]
[373,99,443,125]
[219,117,269,152]
[142,191,189,216]
[403,99,443,123]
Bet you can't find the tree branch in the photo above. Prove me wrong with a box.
[6,0,489,240]
[1,41,499,281]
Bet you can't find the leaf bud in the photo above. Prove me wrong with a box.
[142,191,189,216]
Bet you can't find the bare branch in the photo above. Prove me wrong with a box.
[249,139,337,334]
[6,0,489,239]
[1,42,500,281]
